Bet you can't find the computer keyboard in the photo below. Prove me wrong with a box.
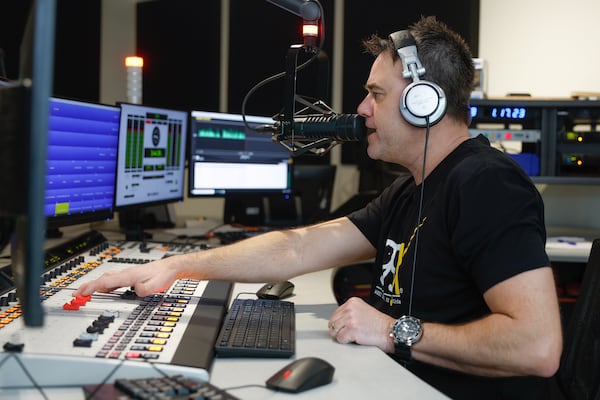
[214,298,295,358]
[84,374,239,400]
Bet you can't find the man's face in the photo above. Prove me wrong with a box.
[357,52,417,165]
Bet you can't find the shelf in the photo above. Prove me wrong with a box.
[470,99,600,184]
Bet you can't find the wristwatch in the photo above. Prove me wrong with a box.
[390,315,422,364]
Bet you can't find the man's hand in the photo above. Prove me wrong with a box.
[328,297,396,353]
[73,257,180,297]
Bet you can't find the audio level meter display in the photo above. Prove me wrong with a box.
[115,104,188,208]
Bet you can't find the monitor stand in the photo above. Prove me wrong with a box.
[121,222,153,242]
[119,205,175,241]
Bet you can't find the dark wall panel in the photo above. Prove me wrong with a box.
[137,0,221,112]
[1,0,101,102]
[53,0,101,101]
[0,2,31,81]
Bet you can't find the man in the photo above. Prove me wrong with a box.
[76,16,562,399]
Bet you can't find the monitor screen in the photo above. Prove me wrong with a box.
[45,97,120,229]
[115,103,188,209]
[188,111,293,197]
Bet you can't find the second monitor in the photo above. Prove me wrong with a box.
[115,103,188,238]
[188,111,295,226]
[188,111,293,197]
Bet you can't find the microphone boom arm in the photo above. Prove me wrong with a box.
[275,43,338,157]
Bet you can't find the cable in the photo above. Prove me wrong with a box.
[241,0,325,131]
[221,383,268,392]
[234,291,261,299]
[408,117,431,316]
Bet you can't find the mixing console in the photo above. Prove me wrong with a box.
[0,231,231,389]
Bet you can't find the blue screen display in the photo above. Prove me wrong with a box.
[45,98,120,226]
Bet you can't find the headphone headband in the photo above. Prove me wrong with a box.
[389,31,426,81]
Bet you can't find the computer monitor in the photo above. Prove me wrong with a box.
[115,103,188,238]
[2,0,56,327]
[45,97,120,235]
[188,111,294,225]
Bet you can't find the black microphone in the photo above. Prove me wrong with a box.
[277,113,366,142]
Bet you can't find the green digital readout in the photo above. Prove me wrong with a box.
[145,148,165,158]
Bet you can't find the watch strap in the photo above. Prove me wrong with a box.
[394,341,412,365]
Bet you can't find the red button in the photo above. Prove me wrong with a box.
[63,302,80,311]
[71,295,89,306]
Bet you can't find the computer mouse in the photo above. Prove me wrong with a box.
[266,357,335,393]
[256,281,295,300]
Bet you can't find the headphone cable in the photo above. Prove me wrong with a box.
[408,116,430,316]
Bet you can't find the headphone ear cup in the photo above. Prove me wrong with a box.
[400,80,447,127]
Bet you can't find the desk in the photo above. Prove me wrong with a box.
[546,242,592,263]
[0,226,447,400]
[210,271,448,399]
[546,226,600,263]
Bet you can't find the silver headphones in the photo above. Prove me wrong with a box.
[389,30,446,127]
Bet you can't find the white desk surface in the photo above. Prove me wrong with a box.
[4,220,592,399]
[0,225,448,400]
[209,270,448,399]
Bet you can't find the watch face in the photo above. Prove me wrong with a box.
[393,316,422,346]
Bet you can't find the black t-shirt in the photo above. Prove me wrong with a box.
[348,135,550,399]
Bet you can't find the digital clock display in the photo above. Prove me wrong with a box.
[470,106,527,120]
